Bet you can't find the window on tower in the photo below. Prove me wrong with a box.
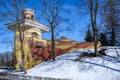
[31,32,38,38]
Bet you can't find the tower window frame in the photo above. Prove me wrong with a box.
[31,32,38,38]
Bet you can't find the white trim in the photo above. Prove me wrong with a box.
[6,19,49,32]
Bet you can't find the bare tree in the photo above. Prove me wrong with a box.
[11,0,28,73]
[88,0,99,55]
[77,0,99,55]
[14,0,26,73]
[3,52,12,67]
[0,51,14,67]
[100,0,120,46]
[41,0,72,61]
[0,53,4,67]
[0,0,27,73]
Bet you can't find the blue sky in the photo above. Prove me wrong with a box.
[0,0,90,53]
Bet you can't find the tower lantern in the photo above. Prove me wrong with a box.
[23,9,34,20]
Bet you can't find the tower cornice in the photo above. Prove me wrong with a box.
[6,19,49,32]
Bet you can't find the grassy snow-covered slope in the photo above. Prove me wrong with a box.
[27,48,120,80]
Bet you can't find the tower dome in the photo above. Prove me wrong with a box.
[23,9,34,20]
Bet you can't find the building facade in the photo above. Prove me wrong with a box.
[6,9,101,71]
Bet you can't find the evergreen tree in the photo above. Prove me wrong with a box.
[85,27,93,42]
[99,33,108,46]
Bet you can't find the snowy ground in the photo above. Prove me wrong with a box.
[27,48,120,80]
[0,69,8,73]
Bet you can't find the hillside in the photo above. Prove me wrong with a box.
[27,47,120,80]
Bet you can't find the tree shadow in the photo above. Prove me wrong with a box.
[72,49,120,72]
[77,59,120,72]
[57,57,120,72]
[99,56,120,63]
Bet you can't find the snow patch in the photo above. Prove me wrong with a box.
[0,69,7,73]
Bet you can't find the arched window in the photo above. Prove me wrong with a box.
[31,32,38,38]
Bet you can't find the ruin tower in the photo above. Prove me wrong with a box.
[6,9,49,70]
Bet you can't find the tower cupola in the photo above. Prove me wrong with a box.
[23,9,34,20]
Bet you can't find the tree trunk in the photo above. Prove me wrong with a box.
[89,0,99,56]
[111,25,115,46]
[18,24,26,73]
[51,27,55,61]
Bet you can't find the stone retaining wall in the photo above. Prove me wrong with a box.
[0,72,70,80]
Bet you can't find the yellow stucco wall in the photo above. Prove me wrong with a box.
[14,29,101,70]
[14,29,46,70]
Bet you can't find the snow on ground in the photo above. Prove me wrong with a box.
[27,48,120,80]
[105,48,120,58]
[0,69,8,73]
